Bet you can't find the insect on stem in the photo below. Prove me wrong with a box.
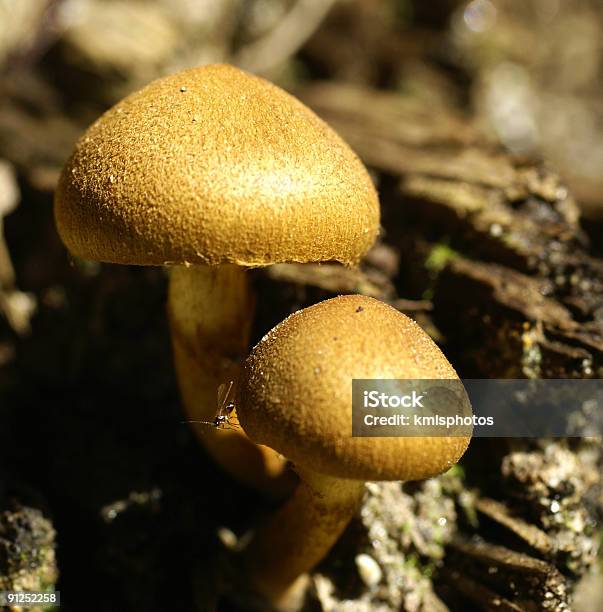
[182,380,239,430]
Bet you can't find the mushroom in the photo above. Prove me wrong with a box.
[236,294,471,608]
[54,64,379,494]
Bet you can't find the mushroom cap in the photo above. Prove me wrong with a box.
[237,295,471,481]
[54,64,379,267]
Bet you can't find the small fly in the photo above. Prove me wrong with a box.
[184,380,239,430]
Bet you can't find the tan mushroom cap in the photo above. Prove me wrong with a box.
[54,64,379,267]
[237,295,471,481]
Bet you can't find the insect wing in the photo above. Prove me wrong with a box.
[216,380,236,418]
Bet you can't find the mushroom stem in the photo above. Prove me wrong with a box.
[168,265,292,496]
[245,468,365,608]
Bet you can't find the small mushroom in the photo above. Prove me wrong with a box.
[54,64,379,494]
[236,295,471,608]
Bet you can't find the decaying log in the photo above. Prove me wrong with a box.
[445,537,569,611]
[297,81,603,379]
[474,498,554,558]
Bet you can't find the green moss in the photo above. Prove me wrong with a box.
[402,552,437,579]
[403,552,420,569]
[445,464,465,480]
[422,243,460,299]
[425,243,460,273]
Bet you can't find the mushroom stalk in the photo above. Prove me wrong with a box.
[245,468,365,607]
[168,265,292,496]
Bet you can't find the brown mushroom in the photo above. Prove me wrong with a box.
[236,294,472,609]
[54,64,379,495]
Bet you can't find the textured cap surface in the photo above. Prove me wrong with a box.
[55,64,379,266]
[237,295,471,481]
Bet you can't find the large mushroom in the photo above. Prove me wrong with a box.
[236,294,472,608]
[54,64,379,494]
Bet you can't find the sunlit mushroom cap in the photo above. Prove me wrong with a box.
[237,295,471,481]
[54,64,379,267]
